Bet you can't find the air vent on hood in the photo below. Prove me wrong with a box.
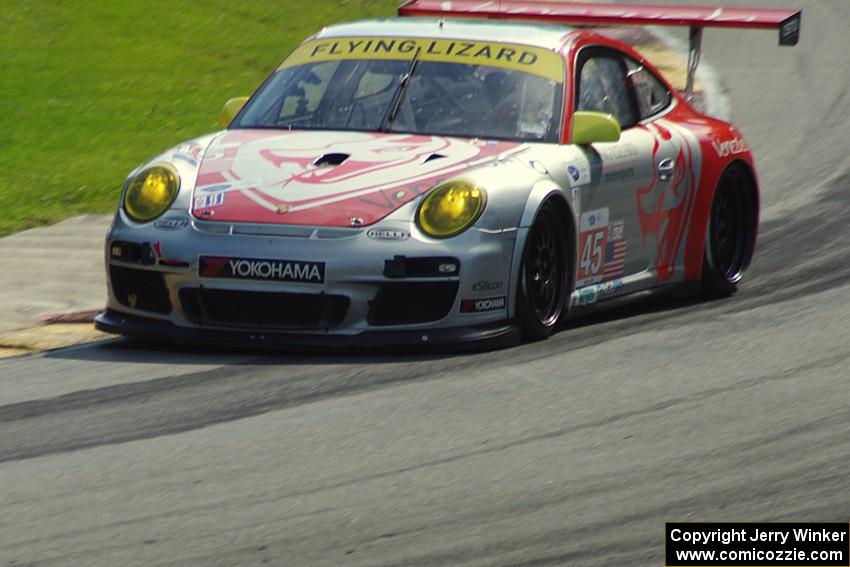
[423,153,446,163]
[313,153,349,167]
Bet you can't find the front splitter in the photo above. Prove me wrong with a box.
[94,309,520,353]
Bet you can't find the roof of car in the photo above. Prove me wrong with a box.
[315,18,577,51]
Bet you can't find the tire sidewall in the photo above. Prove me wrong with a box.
[517,202,571,341]
[701,165,756,298]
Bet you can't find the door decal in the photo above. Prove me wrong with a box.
[576,209,627,286]
[635,122,699,282]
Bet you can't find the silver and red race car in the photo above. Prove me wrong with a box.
[95,1,801,349]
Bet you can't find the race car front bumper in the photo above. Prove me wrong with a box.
[94,309,519,352]
[99,214,523,350]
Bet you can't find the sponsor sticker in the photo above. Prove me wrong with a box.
[610,220,624,241]
[598,278,624,298]
[281,37,565,82]
[577,286,598,306]
[460,296,506,313]
[599,142,639,161]
[571,186,581,216]
[603,167,635,183]
[199,256,325,283]
[367,228,410,241]
[194,192,225,209]
[154,216,189,230]
[711,137,748,158]
[472,280,503,292]
[575,278,624,307]
[581,209,609,231]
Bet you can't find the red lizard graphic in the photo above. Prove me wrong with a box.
[635,127,697,282]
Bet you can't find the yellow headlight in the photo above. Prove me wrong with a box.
[417,181,487,238]
[123,164,180,222]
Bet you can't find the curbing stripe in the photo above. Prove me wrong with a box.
[0,323,111,358]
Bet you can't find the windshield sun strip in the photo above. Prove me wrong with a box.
[279,36,565,83]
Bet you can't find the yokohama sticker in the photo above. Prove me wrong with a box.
[199,256,325,283]
[460,296,506,313]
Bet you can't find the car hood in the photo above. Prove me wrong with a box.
[191,129,521,227]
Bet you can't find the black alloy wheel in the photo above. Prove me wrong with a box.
[702,165,755,297]
[518,203,569,341]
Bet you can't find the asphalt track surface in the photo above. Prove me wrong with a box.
[2,1,849,565]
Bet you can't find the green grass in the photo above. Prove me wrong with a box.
[0,0,397,235]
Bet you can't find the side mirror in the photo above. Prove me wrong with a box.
[570,111,622,145]
[219,96,249,127]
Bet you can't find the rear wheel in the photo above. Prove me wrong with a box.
[517,202,570,341]
[701,165,756,297]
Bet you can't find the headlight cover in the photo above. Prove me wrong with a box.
[417,181,487,238]
[123,164,180,222]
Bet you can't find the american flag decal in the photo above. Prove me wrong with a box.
[603,239,626,278]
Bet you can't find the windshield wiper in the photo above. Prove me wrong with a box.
[380,48,421,131]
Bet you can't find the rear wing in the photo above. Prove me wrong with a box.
[398,1,801,99]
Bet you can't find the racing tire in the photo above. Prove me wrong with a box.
[701,164,757,298]
[517,201,570,342]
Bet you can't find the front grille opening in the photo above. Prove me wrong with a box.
[109,265,172,314]
[179,288,349,330]
[109,240,156,265]
[384,256,460,278]
[369,282,458,326]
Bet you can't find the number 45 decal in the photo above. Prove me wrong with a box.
[576,208,610,286]
[581,231,605,275]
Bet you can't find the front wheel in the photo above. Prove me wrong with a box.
[517,202,570,341]
[701,165,757,298]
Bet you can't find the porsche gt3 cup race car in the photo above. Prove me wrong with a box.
[95,0,801,350]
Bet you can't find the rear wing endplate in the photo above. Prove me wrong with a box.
[399,1,801,99]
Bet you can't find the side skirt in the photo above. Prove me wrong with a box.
[569,269,658,308]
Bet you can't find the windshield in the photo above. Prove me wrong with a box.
[233,37,564,143]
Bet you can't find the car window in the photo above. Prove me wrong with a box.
[576,53,637,129]
[238,59,562,142]
[355,69,395,98]
[626,58,672,119]
[233,37,565,143]
[278,61,340,120]
[390,63,561,141]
